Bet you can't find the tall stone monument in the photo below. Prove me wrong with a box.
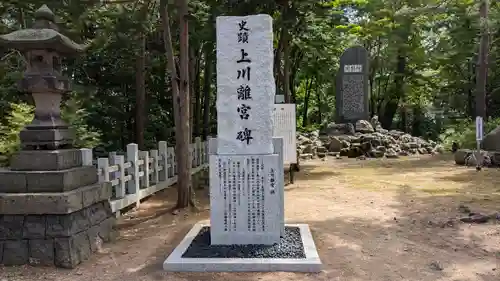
[211,14,282,245]
[163,14,321,273]
[335,46,369,124]
[0,5,115,268]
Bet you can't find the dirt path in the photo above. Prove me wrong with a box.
[1,154,499,281]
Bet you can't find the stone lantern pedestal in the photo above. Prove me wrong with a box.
[0,5,116,268]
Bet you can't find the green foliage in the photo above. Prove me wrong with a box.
[0,103,34,166]
[0,98,101,167]
[439,118,500,150]
[2,0,500,154]
[297,123,321,133]
[62,96,102,149]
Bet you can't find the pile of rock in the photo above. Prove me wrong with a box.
[297,116,444,160]
[454,149,500,167]
[452,124,500,167]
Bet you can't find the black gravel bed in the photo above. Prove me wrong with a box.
[181,226,306,259]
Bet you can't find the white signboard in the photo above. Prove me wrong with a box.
[344,64,363,73]
[216,15,275,155]
[273,104,297,164]
[476,116,483,141]
[209,154,281,245]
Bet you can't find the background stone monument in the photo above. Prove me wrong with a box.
[163,14,321,273]
[335,46,369,124]
[0,5,115,268]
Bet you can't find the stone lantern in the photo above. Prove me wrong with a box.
[0,5,115,268]
[0,4,87,150]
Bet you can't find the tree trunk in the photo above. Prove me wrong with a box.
[302,78,313,128]
[189,46,195,140]
[468,58,476,118]
[316,81,322,124]
[202,44,212,140]
[283,29,291,103]
[160,0,180,143]
[193,48,202,139]
[160,0,193,210]
[274,27,284,94]
[176,0,193,209]
[289,49,303,104]
[381,49,406,129]
[476,0,489,119]
[135,31,146,150]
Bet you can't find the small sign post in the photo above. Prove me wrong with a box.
[475,116,483,171]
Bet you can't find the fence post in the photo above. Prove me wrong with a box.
[158,141,168,182]
[170,147,177,176]
[167,146,174,178]
[203,140,208,164]
[199,139,205,165]
[151,149,159,184]
[97,158,110,183]
[113,155,125,199]
[139,151,150,191]
[81,148,93,166]
[109,152,117,183]
[126,144,140,207]
[189,142,195,168]
[195,137,201,167]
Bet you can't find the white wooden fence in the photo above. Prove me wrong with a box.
[80,137,209,216]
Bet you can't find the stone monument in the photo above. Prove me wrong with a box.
[163,14,321,272]
[211,14,281,245]
[0,5,115,268]
[335,45,369,124]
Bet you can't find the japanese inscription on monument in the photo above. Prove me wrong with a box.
[210,154,281,245]
[209,14,282,246]
[216,15,275,155]
[272,104,297,164]
[335,46,369,123]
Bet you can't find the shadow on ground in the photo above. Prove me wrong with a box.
[127,180,500,281]
[1,156,499,281]
[128,156,500,281]
[338,153,454,172]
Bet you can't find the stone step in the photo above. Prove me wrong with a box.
[0,166,98,193]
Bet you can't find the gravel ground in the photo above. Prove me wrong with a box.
[182,226,305,258]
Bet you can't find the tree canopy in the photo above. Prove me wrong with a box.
[0,0,498,160]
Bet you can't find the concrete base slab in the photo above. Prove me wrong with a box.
[163,223,322,272]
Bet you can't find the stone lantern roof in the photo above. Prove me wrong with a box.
[0,5,88,55]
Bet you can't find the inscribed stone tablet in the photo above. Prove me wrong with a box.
[272,104,297,164]
[335,46,369,123]
[216,14,275,155]
[341,75,365,118]
[209,154,281,245]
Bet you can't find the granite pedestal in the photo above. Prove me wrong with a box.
[0,149,116,268]
[163,223,322,272]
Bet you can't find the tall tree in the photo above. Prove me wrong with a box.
[134,1,151,150]
[175,0,194,209]
[160,0,194,209]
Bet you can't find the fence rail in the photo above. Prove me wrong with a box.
[81,137,209,216]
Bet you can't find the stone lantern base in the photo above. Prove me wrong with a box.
[19,127,73,150]
[0,149,116,268]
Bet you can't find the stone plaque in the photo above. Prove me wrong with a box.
[341,75,365,120]
[336,46,369,123]
[273,104,297,164]
[343,64,362,73]
[216,14,275,155]
[209,154,281,245]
